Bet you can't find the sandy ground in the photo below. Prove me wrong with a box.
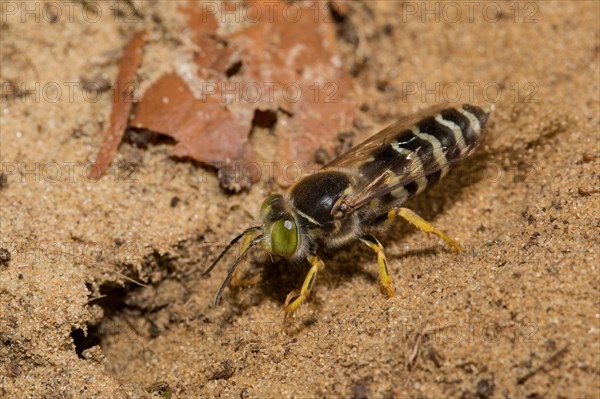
[1,1,599,398]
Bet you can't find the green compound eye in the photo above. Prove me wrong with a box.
[270,218,299,257]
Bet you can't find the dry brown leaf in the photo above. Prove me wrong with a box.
[227,0,357,185]
[89,30,146,180]
[133,0,357,189]
[178,2,238,75]
[131,73,256,191]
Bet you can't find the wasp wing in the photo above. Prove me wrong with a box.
[325,102,488,214]
[326,102,450,169]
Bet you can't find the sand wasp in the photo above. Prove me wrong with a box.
[204,102,493,318]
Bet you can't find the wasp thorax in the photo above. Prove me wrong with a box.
[260,194,300,258]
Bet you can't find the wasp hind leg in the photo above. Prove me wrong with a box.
[360,234,394,297]
[384,207,462,252]
[283,254,324,319]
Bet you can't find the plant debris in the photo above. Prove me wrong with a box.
[352,376,371,399]
[406,324,456,369]
[0,248,10,265]
[227,0,357,185]
[577,187,600,196]
[131,72,256,191]
[208,360,235,381]
[89,30,146,180]
[145,381,172,399]
[0,173,7,189]
[131,0,357,189]
[516,345,570,385]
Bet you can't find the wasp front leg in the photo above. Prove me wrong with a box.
[283,254,324,319]
[229,230,263,287]
[360,234,394,297]
[386,207,462,252]
[230,273,262,287]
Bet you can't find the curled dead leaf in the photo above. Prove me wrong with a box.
[132,73,257,191]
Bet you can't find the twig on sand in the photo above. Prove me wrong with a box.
[517,344,570,385]
[88,30,146,180]
[97,265,148,288]
[406,323,456,369]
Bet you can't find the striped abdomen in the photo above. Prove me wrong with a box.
[360,103,492,212]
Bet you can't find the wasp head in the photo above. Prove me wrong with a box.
[204,193,303,306]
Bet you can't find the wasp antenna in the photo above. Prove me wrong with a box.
[213,234,264,306]
[202,226,262,276]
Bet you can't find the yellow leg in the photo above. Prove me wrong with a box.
[360,234,394,297]
[388,208,462,252]
[230,232,262,287]
[230,273,262,287]
[283,254,324,318]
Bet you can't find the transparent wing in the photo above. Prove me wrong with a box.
[324,102,476,213]
[326,102,450,169]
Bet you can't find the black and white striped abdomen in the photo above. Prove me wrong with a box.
[374,103,492,207]
[414,103,490,179]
